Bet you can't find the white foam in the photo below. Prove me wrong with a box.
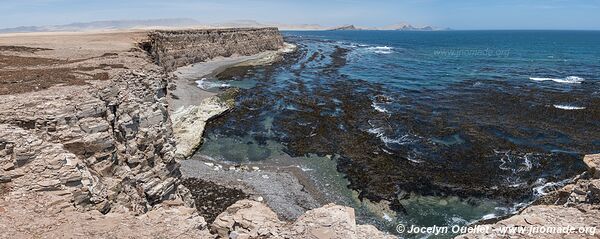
[373,50,393,54]
[366,46,394,54]
[367,128,402,145]
[381,148,394,155]
[371,102,389,113]
[195,78,230,90]
[367,127,385,137]
[529,76,584,84]
[553,104,586,110]
[366,127,422,159]
[520,154,533,172]
[373,46,393,50]
[498,151,513,172]
[406,155,424,164]
[481,214,497,221]
[532,178,572,197]
[498,152,535,173]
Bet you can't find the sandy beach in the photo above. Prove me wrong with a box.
[169,51,285,111]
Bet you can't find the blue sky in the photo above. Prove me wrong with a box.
[1,0,599,30]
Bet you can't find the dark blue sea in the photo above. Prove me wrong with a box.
[195,30,600,238]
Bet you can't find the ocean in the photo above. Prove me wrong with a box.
[194,30,599,238]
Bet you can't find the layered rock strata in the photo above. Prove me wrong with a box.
[0,33,185,215]
[167,40,295,159]
[0,30,393,238]
[143,28,291,158]
[145,28,285,71]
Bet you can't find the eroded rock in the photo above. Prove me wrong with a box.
[0,29,393,239]
[584,154,600,179]
[212,200,395,239]
[145,28,285,71]
[171,97,230,158]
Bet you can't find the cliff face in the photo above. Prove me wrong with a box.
[162,29,289,159]
[0,30,395,238]
[0,28,287,215]
[145,28,284,71]
[0,35,184,214]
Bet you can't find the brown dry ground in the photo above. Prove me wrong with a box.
[0,31,214,238]
[0,31,149,95]
[0,30,398,239]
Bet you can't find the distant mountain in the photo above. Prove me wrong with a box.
[208,20,328,30]
[211,20,265,28]
[0,18,203,33]
[0,19,331,33]
[0,19,444,33]
[270,23,328,31]
[329,22,443,31]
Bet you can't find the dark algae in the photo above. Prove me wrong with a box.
[196,30,600,236]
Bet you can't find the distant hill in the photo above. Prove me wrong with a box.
[379,22,434,30]
[0,19,332,33]
[206,20,329,30]
[330,25,359,31]
[0,19,444,33]
[330,22,443,31]
[0,18,203,33]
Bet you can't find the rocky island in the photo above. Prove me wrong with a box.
[0,28,393,238]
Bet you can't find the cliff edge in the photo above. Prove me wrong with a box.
[144,28,284,71]
[0,29,393,238]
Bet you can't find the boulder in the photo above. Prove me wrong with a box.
[584,154,600,179]
[212,200,395,239]
[211,200,284,238]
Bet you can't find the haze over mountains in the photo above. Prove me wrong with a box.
[0,18,444,33]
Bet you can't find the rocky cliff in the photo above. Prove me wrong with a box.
[144,28,284,71]
[0,34,185,215]
[0,30,394,238]
[0,28,288,216]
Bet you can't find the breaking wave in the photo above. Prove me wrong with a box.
[529,76,584,84]
[366,46,394,54]
[553,104,586,110]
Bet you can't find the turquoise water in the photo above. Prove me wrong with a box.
[196,30,599,238]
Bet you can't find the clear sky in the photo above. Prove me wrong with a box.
[1,0,600,30]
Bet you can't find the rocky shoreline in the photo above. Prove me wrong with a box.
[1,28,597,239]
[458,153,600,238]
[169,43,295,159]
[160,30,600,238]
[0,29,394,238]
